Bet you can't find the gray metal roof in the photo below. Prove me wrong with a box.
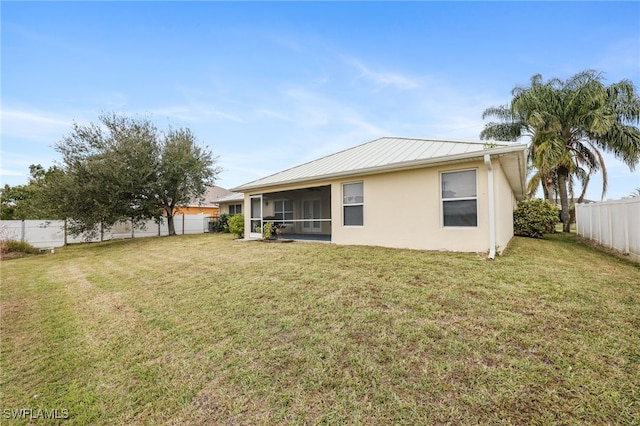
[214,192,245,204]
[233,137,526,196]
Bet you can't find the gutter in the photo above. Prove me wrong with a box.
[484,154,496,260]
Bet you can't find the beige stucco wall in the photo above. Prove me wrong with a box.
[493,159,517,253]
[218,202,243,216]
[330,161,490,252]
[242,158,517,253]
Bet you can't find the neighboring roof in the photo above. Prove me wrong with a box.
[232,137,527,198]
[187,185,234,207]
[214,192,245,204]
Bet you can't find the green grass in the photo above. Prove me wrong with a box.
[1,233,639,425]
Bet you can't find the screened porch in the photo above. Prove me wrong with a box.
[249,185,332,241]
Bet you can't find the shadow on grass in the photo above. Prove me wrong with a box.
[543,232,640,268]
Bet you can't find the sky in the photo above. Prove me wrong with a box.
[2,1,639,200]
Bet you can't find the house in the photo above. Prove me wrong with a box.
[174,185,234,218]
[215,192,245,216]
[232,137,527,257]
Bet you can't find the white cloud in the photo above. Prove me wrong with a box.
[1,109,72,142]
[148,103,244,124]
[254,109,294,122]
[342,56,419,90]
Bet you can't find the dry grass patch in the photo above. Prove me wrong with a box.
[1,233,639,424]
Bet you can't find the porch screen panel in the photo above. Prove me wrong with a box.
[275,200,293,223]
[250,197,262,233]
[313,200,321,229]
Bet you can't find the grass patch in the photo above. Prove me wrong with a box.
[1,233,639,424]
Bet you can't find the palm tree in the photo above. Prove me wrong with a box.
[482,71,640,232]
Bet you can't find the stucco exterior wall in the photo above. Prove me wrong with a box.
[493,159,517,253]
[218,202,243,216]
[242,158,517,253]
[330,160,492,252]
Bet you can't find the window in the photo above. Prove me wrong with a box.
[343,182,363,226]
[274,200,293,223]
[441,170,477,227]
[229,204,242,215]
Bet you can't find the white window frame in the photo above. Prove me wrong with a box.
[342,181,364,227]
[273,199,294,224]
[440,168,478,228]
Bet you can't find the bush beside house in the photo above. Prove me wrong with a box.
[514,199,559,238]
[227,214,244,238]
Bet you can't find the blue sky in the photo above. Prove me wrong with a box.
[2,1,639,200]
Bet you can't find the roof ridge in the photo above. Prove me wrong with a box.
[379,136,516,145]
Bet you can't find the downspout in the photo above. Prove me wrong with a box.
[484,154,496,260]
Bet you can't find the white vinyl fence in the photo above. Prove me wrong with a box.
[575,198,640,262]
[0,214,212,249]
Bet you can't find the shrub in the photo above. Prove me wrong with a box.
[262,222,274,240]
[210,213,229,233]
[513,198,559,238]
[227,214,244,238]
[0,239,41,255]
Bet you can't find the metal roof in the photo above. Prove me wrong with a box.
[232,137,527,197]
[214,192,245,204]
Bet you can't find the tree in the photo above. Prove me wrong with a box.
[481,71,640,232]
[155,127,221,236]
[0,164,65,220]
[54,113,220,237]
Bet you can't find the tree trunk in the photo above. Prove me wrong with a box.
[167,213,176,236]
[570,174,591,225]
[545,174,555,204]
[557,166,571,233]
[541,179,549,202]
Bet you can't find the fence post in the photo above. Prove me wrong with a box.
[598,203,603,245]
[623,198,630,255]
[607,201,613,249]
[21,220,26,242]
[64,219,68,246]
[589,207,594,240]
[182,214,185,235]
[131,219,135,239]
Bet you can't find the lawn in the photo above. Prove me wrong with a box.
[1,233,639,425]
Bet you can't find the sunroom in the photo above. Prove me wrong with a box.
[248,185,332,242]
